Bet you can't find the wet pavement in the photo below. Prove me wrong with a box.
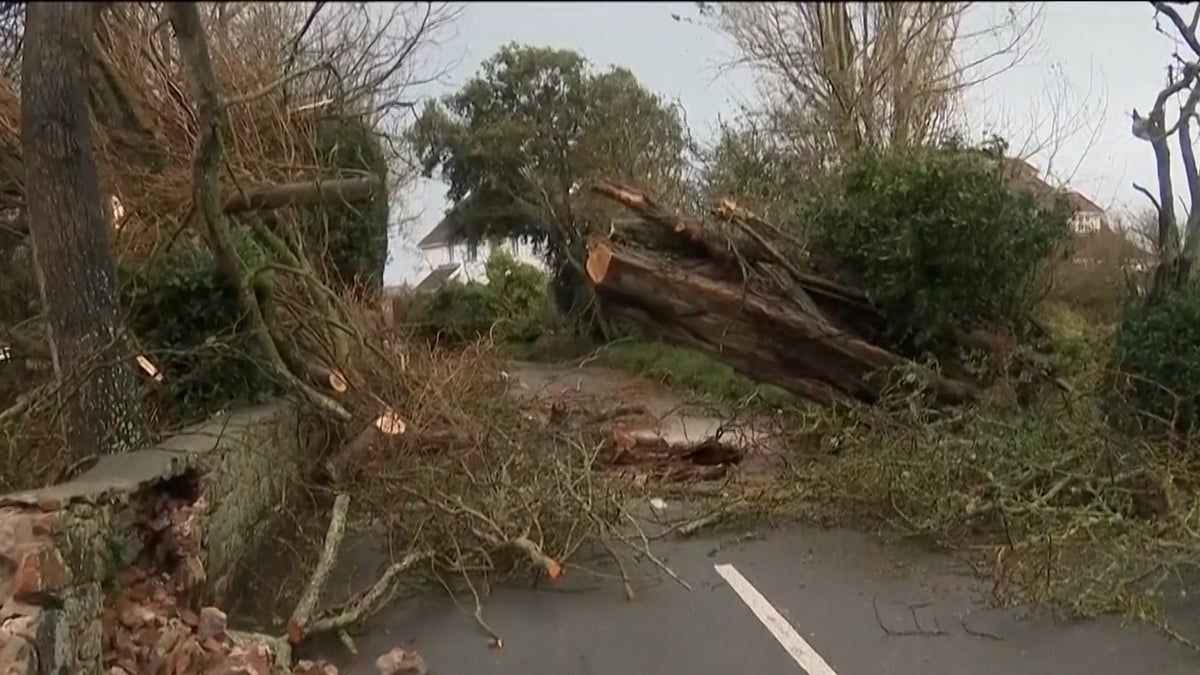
[302,362,1200,674]
[309,524,1200,674]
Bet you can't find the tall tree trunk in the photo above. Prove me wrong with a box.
[21,2,146,456]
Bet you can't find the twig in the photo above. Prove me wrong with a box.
[337,629,359,656]
[0,388,41,427]
[623,513,692,591]
[602,539,636,601]
[458,560,503,649]
[959,614,1003,641]
[871,596,947,637]
[510,536,564,581]
[309,552,428,634]
[225,59,336,107]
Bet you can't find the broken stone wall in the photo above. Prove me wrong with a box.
[0,404,303,674]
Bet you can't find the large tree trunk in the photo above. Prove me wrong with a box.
[586,238,977,406]
[588,179,981,407]
[21,2,146,455]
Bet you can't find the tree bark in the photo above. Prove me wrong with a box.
[586,238,978,406]
[222,177,381,214]
[21,2,145,455]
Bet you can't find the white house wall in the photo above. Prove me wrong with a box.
[417,239,545,285]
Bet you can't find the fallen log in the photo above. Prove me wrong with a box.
[604,423,744,481]
[222,176,381,214]
[586,237,977,406]
[587,179,981,407]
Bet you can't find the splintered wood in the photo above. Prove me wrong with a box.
[605,422,743,482]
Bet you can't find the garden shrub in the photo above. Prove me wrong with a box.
[299,118,390,290]
[482,249,548,344]
[1111,286,1200,434]
[407,281,496,344]
[803,138,1072,352]
[407,249,547,345]
[122,227,277,422]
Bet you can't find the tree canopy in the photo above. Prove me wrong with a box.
[699,112,813,225]
[410,43,689,283]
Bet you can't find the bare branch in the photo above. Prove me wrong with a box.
[222,176,381,214]
[1134,182,1164,215]
[166,1,351,422]
[1155,2,1200,58]
[288,493,350,645]
[224,59,336,107]
[704,2,1044,164]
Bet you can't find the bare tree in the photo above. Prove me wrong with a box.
[705,2,1044,165]
[995,61,1108,190]
[21,2,145,456]
[1130,1,1200,298]
[1109,207,1164,260]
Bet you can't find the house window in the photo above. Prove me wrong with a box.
[1071,212,1101,234]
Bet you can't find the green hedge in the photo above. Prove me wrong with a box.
[299,118,390,290]
[407,249,547,345]
[803,139,1072,352]
[1111,287,1200,434]
[122,227,276,421]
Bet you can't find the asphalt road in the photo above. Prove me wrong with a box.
[307,524,1200,675]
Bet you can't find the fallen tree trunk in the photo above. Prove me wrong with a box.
[587,179,981,407]
[587,237,977,406]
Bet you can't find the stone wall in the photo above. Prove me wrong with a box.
[0,404,303,674]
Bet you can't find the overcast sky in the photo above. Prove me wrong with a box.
[385,2,1183,286]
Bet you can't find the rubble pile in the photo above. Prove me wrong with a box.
[100,484,338,675]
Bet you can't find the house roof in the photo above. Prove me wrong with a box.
[1001,157,1105,215]
[412,263,462,294]
[417,218,456,250]
[1001,157,1056,200]
[1063,190,1103,214]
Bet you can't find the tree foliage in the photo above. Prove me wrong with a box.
[803,139,1072,350]
[410,44,688,316]
[407,248,548,345]
[699,113,811,225]
[1112,285,1200,435]
[299,118,390,291]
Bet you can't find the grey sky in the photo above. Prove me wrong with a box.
[385,2,1184,286]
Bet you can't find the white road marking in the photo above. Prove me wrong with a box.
[714,563,839,675]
